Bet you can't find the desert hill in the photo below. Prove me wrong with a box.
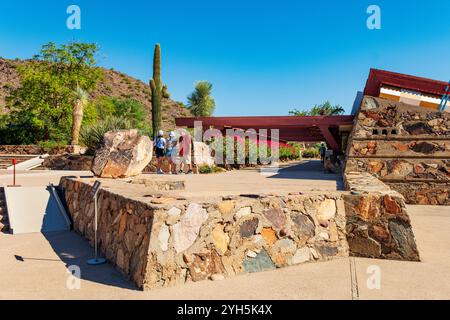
[0,58,192,132]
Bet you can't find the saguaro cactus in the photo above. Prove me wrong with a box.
[150,44,162,138]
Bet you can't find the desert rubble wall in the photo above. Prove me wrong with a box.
[345,95,450,205]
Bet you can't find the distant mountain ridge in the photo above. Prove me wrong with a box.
[0,58,192,131]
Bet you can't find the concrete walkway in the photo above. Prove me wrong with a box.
[0,205,448,300]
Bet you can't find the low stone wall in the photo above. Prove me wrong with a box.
[60,177,348,290]
[343,172,420,261]
[0,145,86,155]
[386,182,450,205]
[41,155,93,171]
[60,171,421,290]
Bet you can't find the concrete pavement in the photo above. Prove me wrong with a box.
[0,205,448,300]
[0,166,449,299]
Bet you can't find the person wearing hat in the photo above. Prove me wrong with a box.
[177,131,193,174]
[166,131,178,174]
[154,130,167,174]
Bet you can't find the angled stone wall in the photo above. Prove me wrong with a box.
[60,177,349,290]
[345,96,450,205]
[344,172,420,261]
[60,174,420,290]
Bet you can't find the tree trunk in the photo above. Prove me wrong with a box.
[71,99,84,145]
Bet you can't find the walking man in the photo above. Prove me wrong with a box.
[319,143,326,164]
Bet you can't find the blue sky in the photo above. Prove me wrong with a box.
[1,0,449,115]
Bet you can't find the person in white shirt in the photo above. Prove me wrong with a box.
[166,131,178,174]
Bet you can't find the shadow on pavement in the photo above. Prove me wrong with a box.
[268,160,344,189]
[42,230,137,290]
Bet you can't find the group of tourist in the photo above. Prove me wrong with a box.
[153,130,193,174]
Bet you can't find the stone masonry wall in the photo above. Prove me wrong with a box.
[344,172,420,261]
[60,174,421,290]
[345,96,450,205]
[60,177,348,290]
[0,144,86,155]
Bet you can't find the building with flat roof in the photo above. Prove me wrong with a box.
[364,68,449,111]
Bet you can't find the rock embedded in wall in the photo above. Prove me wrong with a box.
[211,224,230,255]
[173,203,208,253]
[242,249,276,273]
[316,199,336,226]
[188,251,224,282]
[239,218,259,238]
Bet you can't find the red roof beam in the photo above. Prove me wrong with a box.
[364,68,449,97]
[175,116,354,128]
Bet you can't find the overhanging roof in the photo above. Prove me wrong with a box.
[175,115,355,150]
[176,115,354,129]
[364,68,449,97]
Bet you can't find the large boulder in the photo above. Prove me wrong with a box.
[193,141,215,167]
[91,129,153,178]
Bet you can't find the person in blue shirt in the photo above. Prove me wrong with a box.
[166,131,178,174]
[154,130,167,174]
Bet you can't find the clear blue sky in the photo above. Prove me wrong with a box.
[1,0,449,115]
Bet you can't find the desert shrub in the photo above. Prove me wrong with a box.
[87,96,151,134]
[302,147,320,158]
[207,136,275,167]
[198,165,225,174]
[80,116,134,153]
[279,145,301,161]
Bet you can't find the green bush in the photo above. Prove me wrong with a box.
[80,116,134,153]
[279,145,301,161]
[86,96,151,134]
[207,137,275,167]
[198,165,225,174]
[302,147,320,158]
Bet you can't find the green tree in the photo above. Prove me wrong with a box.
[187,81,216,116]
[2,42,102,144]
[289,101,345,116]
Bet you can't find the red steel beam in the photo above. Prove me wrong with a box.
[364,68,449,97]
[175,115,354,128]
[175,115,352,149]
[319,125,340,151]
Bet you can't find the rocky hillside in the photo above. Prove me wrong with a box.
[0,58,192,132]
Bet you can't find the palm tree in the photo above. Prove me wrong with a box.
[187,81,216,116]
[289,101,345,116]
[71,86,88,145]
